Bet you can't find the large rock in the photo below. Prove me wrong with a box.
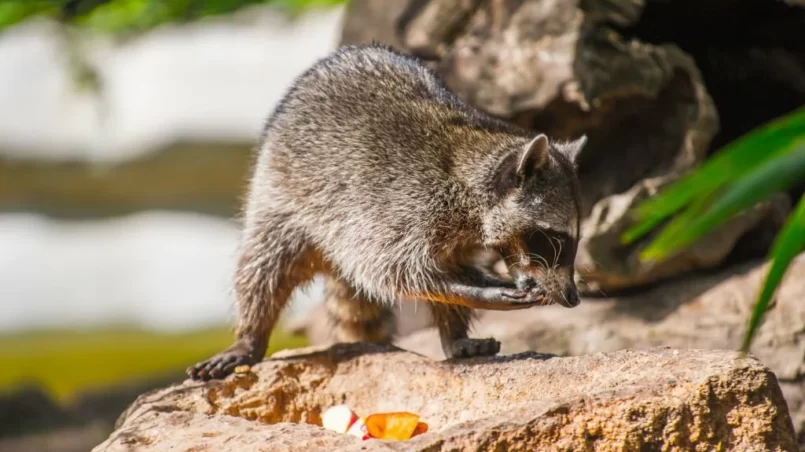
[396,253,805,444]
[94,344,796,451]
[340,0,790,292]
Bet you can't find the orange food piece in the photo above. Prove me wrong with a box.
[412,422,429,437]
[365,412,425,440]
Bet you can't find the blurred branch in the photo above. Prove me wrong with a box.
[59,23,103,94]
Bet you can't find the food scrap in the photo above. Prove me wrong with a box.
[321,405,428,441]
[366,412,428,440]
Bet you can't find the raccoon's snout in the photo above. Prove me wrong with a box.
[512,268,579,308]
[560,285,580,308]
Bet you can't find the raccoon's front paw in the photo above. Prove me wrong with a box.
[514,276,547,298]
[447,337,501,359]
[498,286,546,305]
[499,287,527,300]
[468,286,545,310]
[441,281,545,310]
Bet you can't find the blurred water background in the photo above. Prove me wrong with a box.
[1,4,345,332]
[0,4,346,448]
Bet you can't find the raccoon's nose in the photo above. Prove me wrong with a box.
[561,287,580,308]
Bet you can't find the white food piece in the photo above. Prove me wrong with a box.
[346,416,370,440]
[321,405,358,434]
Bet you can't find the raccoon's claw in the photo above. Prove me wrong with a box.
[501,286,546,304]
[469,286,544,310]
[187,352,254,381]
[500,288,527,299]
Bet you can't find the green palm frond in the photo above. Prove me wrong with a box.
[623,106,805,351]
[640,144,805,262]
[622,106,805,249]
[741,194,805,352]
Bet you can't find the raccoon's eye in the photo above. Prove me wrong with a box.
[523,230,571,267]
[524,231,558,266]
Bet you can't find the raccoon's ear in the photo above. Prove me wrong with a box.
[554,135,587,167]
[516,134,550,179]
[492,134,549,196]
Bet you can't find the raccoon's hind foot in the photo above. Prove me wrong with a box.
[446,337,501,359]
[187,335,267,381]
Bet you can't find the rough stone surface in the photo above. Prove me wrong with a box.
[394,253,805,445]
[94,345,795,451]
[340,0,790,292]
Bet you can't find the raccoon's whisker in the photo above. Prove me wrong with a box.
[534,255,550,270]
[523,252,550,270]
[499,251,549,271]
[553,237,564,268]
[500,252,521,263]
[537,228,561,268]
[538,228,557,253]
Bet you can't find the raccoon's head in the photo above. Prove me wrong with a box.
[481,133,586,308]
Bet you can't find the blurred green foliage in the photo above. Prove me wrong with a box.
[0,325,307,402]
[0,0,348,34]
[623,106,805,352]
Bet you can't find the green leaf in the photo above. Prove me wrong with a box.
[622,106,805,245]
[0,1,60,28]
[639,143,805,261]
[0,0,349,33]
[741,194,805,352]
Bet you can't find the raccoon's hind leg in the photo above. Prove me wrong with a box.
[324,275,396,344]
[188,215,322,381]
[428,302,500,359]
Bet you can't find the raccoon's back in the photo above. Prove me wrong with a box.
[261,45,469,211]
[249,45,524,298]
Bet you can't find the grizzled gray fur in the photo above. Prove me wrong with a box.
[189,43,586,380]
